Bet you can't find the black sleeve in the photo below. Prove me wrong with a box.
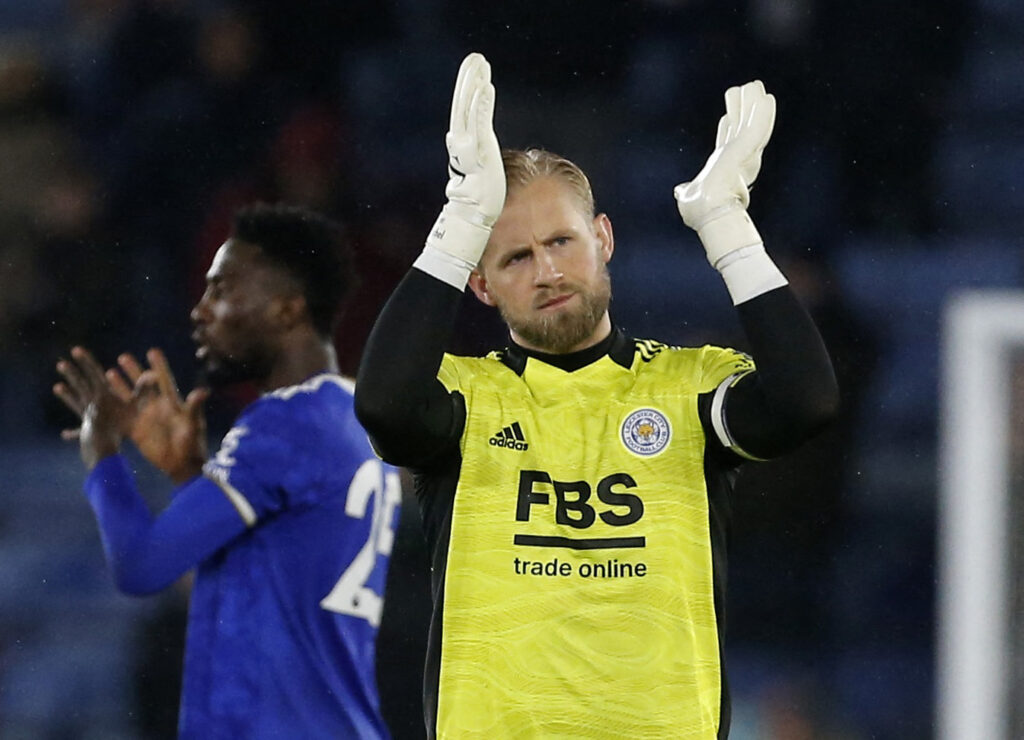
[354,269,467,467]
[701,286,840,461]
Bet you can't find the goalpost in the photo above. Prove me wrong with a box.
[938,291,1024,740]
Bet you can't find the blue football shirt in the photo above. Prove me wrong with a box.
[179,374,400,739]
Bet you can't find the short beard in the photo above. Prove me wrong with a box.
[498,267,612,354]
[196,353,271,389]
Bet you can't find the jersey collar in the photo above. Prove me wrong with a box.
[499,325,634,375]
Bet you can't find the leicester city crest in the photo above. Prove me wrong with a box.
[620,408,671,456]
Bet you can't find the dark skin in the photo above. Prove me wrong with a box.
[54,238,338,482]
[54,346,210,481]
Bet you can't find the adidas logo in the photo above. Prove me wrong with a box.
[489,421,529,451]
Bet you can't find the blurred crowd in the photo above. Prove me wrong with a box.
[0,0,973,429]
[0,0,1003,738]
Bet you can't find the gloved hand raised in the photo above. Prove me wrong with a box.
[674,80,776,269]
[417,53,506,289]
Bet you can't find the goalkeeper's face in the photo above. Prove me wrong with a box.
[190,238,293,387]
[469,176,614,354]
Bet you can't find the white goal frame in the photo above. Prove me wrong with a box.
[938,291,1024,740]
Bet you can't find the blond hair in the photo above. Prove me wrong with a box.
[502,148,595,218]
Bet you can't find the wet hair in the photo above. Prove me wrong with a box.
[501,148,595,217]
[231,202,352,337]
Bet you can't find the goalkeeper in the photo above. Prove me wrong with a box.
[356,53,839,739]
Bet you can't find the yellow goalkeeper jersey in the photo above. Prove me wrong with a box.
[424,331,754,739]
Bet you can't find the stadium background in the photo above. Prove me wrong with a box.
[0,0,1017,738]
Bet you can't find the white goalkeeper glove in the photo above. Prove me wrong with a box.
[414,52,506,290]
[674,80,787,304]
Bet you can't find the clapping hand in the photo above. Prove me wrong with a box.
[54,346,132,469]
[417,52,506,289]
[674,80,776,268]
[55,348,210,482]
[109,348,210,484]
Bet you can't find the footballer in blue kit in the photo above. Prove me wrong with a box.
[55,204,398,739]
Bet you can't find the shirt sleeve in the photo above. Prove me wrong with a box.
[697,346,757,390]
[703,286,839,461]
[354,268,469,467]
[694,347,761,460]
[84,454,249,596]
[200,401,316,523]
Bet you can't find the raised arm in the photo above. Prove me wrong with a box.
[675,81,839,460]
[355,53,506,467]
[83,456,248,594]
[54,347,244,594]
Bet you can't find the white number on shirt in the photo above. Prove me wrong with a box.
[320,459,401,627]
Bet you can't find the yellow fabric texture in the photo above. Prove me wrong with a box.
[434,341,753,739]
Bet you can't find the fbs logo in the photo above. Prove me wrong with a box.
[490,421,529,451]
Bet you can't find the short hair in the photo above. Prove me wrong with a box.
[231,202,352,337]
[502,148,595,218]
